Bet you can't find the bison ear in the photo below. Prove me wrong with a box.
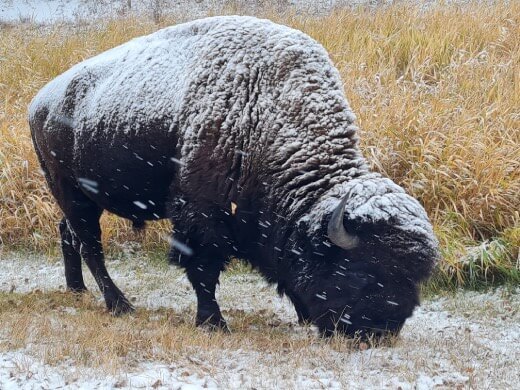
[327,195,359,250]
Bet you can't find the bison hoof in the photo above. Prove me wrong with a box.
[106,297,135,316]
[196,315,230,333]
[67,286,88,294]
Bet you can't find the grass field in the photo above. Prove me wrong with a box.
[0,1,519,289]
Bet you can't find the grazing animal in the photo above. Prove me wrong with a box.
[29,16,439,339]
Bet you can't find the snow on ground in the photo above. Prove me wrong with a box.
[0,0,364,24]
[0,0,83,23]
[0,0,490,24]
[0,251,519,389]
[0,350,218,389]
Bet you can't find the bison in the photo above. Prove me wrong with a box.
[29,16,439,339]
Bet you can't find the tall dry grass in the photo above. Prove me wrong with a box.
[0,2,519,287]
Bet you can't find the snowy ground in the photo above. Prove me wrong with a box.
[0,0,487,24]
[0,0,374,24]
[0,251,519,389]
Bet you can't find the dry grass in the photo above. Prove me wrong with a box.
[0,254,518,387]
[0,291,361,369]
[0,2,519,286]
[1,290,392,387]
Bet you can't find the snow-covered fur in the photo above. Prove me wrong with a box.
[29,16,439,339]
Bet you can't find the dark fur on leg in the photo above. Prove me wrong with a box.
[170,235,229,331]
[59,217,87,293]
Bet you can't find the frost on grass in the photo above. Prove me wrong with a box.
[0,253,519,389]
[0,1,490,27]
[0,351,217,390]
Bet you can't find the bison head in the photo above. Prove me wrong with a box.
[290,174,439,339]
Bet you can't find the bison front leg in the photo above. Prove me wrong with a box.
[287,291,312,325]
[183,250,229,332]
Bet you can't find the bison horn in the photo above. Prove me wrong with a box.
[327,194,359,250]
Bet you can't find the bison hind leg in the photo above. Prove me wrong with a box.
[58,181,134,316]
[59,217,87,293]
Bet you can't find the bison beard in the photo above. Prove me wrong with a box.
[28,16,439,340]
